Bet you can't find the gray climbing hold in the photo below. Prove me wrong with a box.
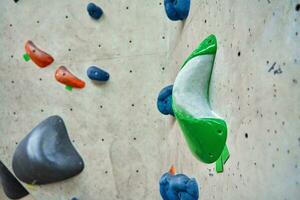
[12,115,84,185]
[0,161,29,199]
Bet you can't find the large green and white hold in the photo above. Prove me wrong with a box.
[172,34,228,166]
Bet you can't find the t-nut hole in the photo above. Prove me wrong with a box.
[208,153,213,158]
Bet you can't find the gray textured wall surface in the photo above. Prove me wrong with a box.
[0,0,299,200]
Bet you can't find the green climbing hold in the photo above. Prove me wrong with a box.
[23,53,30,62]
[216,145,230,173]
[182,34,217,68]
[221,145,230,164]
[216,157,223,172]
[172,34,228,164]
[65,85,73,91]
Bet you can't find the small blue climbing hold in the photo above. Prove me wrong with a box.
[164,0,190,21]
[160,171,199,200]
[87,3,103,20]
[71,198,79,200]
[87,66,110,82]
[157,85,174,116]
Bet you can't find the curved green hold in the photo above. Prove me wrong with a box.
[182,34,217,68]
[172,34,227,164]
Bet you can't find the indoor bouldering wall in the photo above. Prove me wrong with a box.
[0,0,299,200]
[163,1,300,200]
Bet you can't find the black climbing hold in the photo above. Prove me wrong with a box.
[87,3,103,20]
[0,161,29,199]
[12,115,84,185]
[87,66,110,82]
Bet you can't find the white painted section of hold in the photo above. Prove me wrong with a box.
[0,0,299,200]
[173,55,217,118]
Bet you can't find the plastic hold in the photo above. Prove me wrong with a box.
[159,166,199,200]
[65,85,73,91]
[215,157,223,173]
[0,161,29,199]
[55,66,86,88]
[157,85,174,116]
[24,40,54,68]
[71,198,79,200]
[172,34,228,164]
[181,34,218,68]
[23,53,30,62]
[12,115,84,185]
[87,66,110,82]
[169,165,176,175]
[87,3,103,20]
[216,145,230,173]
[164,0,190,21]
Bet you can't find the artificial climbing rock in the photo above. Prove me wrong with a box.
[0,161,29,199]
[159,166,199,200]
[164,0,190,21]
[172,34,228,164]
[24,40,54,68]
[55,66,86,88]
[87,66,110,82]
[12,115,84,185]
[157,85,174,116]
[87,3,103,20]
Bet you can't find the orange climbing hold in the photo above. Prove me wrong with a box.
[55,66,85,88]
[169,165,176,175]
[25,40,54,68]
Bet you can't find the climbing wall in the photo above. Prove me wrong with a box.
[0,0,170,199]
[0,0,299,200]
[163,0,300,200]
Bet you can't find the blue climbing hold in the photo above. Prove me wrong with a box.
[87,66,110,82]
[159,167,199,200]
[157,85,174,116]
[71,198,79,200]
[164,0,190,21]
[87,3,103,20]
